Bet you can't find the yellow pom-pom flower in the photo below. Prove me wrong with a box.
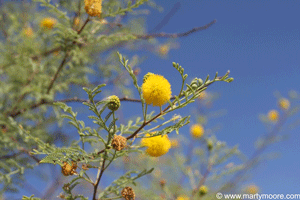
[268,110,279,122]
[142,73,172,107]
[190,124,204,138]
[141,133,171,157]
[198,91,207,100]
[170,139,179,148]
[176,196,189,200]
[40,18,57,29]
[158,44,170,56]
[246,184,259,194]
[84,0,102,17]
[278,98,290,110]
[73,17,80,27]
[199,185,208,196]
[23,27,33,37]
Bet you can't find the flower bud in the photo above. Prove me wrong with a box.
[107,95,120,111]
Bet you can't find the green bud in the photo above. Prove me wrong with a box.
[207,139,213,151]
[225,78,234,83]
[199,185,208,196]
[107,95,121,111]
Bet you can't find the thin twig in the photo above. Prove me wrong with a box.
[136,20,217,39]
[92,153,107,200]
[46,52,69,94]
[149,2,181,33]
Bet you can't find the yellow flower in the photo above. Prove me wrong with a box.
[170,139,179,148]
[100,19,108,24]
[268,110,279,122]
[190,124,204,138]
[198,91,207,100]
[141,133,171,157]
[84,0,102,17]
[40,18,57,29]
[142,74,172,107]
[278,98,290,110]
[158,44,170,56]
[246,185,259,194]
[23,27,33,37]
[74,17,80,26]
[199,185,208,196]
[177,196,189,200]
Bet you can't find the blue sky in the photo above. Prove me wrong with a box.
[139,0,300,194]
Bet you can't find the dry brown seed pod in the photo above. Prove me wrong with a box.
[121,187,135,200]
[111,135,127,151]
[61,161,77,176]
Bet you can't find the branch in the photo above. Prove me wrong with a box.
[32,18,90,60]
[46,52,69,94]
[136,19,216,39]
[149,2,181,33]
[0,152,23,160]
[0,149,40,163]
[92,152,107,200]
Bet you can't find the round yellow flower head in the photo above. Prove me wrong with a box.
[158,44,170,56]
[143,72,154,83]
[268,110,279,122]
[24,27,33,37]
[190,124,204,138]
[74,17,80,27]
[84,0,102,17]
[278,98,290,110]
[246,184,259,194]
[61,161,77,176]
[141,133,171,157]
[198,91,207,100]
[199,185,208,196]
[40,17,57,29]
[170,139,179,148]
[142,74,172,107]
[107,95,121,111]
[176,196,189,200]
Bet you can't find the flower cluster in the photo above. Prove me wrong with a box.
[142,73,172,107]
[61,161,77,176]
[176,196,189,200]
[199,185,208,196]
[278,98,290,110]
[23,27,33,37]
[84,0,102,17]
[268,110,279,122]
[40,17,57,29]
[158,44,170,56]
[246,184,259,194]
[190,124,204,138]
[141,133,171,157]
